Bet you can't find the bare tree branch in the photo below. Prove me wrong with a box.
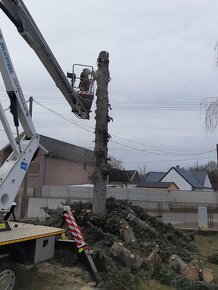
[201,97,218,133]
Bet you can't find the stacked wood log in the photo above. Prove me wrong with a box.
[169,255,214,282]
[191,259,214,283]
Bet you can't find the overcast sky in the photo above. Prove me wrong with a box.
[0,0,218,172]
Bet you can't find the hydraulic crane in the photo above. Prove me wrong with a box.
[0,27,39,214]
[0,0,92,119]
[0,1,96,288]
[0,0,94,214]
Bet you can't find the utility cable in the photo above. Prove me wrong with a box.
[32,100,216,158]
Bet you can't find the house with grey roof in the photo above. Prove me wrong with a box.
[145,166,213,191]
[0,135,95,196]
[144,172,166,183]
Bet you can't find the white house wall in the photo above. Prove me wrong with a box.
[161,168,192,190]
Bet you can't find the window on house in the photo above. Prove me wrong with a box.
[83,163,86,170]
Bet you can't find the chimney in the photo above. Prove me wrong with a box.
[176,165,180,168]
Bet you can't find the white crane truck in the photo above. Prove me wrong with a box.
[0,1,94,289]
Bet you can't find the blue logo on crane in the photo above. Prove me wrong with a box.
[0,41,13,74]
[20,161,28,171]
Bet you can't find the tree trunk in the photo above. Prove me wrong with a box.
[169,254,199,281]
[110,241,143,270]
[120,219,136,243]
[92,51,110,215]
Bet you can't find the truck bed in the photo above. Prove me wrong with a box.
[0,222,65,246]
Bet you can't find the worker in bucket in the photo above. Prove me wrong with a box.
[4,201,17,222]
[79,68,91,91]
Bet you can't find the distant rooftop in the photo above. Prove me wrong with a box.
[144,172,166,182]
[160,167,208,189]
[145,167,211,190]
[136,182,178,189]
[39,135,94,164]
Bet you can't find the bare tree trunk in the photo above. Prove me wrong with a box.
[92,51,110,215]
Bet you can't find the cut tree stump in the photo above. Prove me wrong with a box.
[169,254,199,281]
[110,241,143,270]
[199,268,214,283]
[120,219,136,243]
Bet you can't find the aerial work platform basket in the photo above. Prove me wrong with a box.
[67,64,94,113]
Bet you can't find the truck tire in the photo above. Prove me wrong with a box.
[0,261,17,290]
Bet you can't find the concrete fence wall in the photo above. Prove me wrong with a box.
[169,190,217,204]
[25,186,218,219]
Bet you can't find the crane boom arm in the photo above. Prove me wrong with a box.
[0,0,90,119]
[0,28,40,212]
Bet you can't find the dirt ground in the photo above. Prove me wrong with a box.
[17,262,94,290]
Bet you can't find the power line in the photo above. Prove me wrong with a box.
[18,94,206,110]
[33,100,93,134]
[125,155,216,164]
[1,94,206,120]
[110,140,216,157]
[0,98,215,159]
[0,93,217,111]
[33,99,216,158]
[110,134,214,154]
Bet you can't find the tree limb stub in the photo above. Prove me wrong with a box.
[146,245,161,263]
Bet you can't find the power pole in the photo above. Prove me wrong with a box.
[92,51,111,215]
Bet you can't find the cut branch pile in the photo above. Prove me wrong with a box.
[42,198,215,290]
